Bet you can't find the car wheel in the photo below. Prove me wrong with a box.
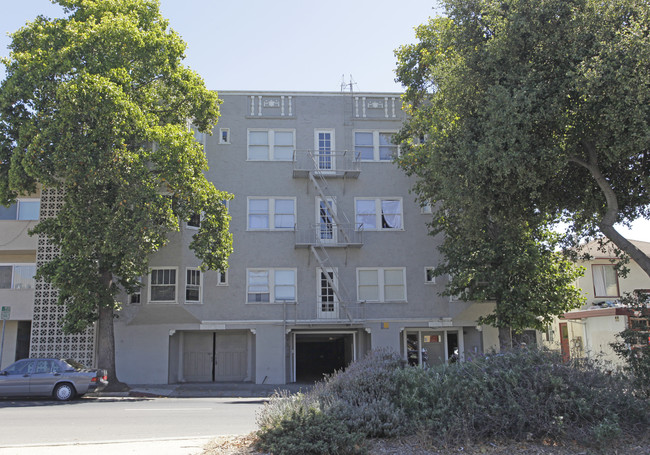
[54,383,76,401]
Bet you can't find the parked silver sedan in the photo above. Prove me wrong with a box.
[0,358,108,401]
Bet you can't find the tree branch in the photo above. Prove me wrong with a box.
[570,142,650,276]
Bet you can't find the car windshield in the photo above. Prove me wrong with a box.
[62,359,86,371]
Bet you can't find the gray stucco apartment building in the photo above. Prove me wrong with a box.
[0,91,498,384]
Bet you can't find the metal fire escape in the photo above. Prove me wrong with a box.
[293,149,364,322]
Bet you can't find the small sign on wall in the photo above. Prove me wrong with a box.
[423,335,440,343]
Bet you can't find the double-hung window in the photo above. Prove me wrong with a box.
[355,198,403,230]
[354,131,398,161]
[186,268,202,303]
[0,264,36,289]
[248,197,295,230]
[357,267,406,302]
[247,268,296,303]
[0,199,40,220]
[592,264,619,297]
[149,268,177,303]
[248,129,295,160]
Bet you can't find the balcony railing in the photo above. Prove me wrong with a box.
[293,150,360,178]
[295,223,363,248]
[283,300,366,323]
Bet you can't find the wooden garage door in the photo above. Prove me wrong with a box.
[183,332,248,382]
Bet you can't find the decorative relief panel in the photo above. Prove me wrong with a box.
[30,188,96,366]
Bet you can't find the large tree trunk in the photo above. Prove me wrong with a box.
[96,272,129,391]
[498,327,513,351]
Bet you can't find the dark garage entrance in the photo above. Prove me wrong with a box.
[295,333,354,382]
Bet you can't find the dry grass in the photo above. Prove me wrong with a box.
[200,433,650,455]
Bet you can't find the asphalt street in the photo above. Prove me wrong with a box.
[0,395,266,454]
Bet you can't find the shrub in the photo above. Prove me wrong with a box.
[256,347,649,451]
[255,406,366,455]
[317,348,407,437]
[393,348,649,446]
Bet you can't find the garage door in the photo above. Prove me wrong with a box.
[183,332,248,382]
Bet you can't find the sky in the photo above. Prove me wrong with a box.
[0,0,648,241]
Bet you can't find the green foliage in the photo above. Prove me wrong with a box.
[255,406,367,455]
[394,349,648,446]
[611,290,650,398]
[258,349,649,449]
[0,0,232,335]
[395,0,650,325]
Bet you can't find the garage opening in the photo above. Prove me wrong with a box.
[294,333,354,382]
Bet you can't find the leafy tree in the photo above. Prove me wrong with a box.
[433,205,584,347]
[396,0,650,273]
[0,0,232,387]
[394,0,650,342]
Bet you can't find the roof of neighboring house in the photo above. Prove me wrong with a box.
[577,239,650,260]
[562,307,633,319]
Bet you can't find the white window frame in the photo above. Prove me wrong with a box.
[354,197,403,231]
[217,270,228,286]
[128,277,142,304]
[592,264,620,297]
[425,267,436,284]
[148,267,178,304]
[0,199,40,221]
[420,202,433,214]
[246,268,297,304]
[356,267,407,303]
[247,197,296,231]
[219,128,230,144]
[353,130,399,162]
[0,263,36,290]
[185,268,202,304]
[247,128,295,161]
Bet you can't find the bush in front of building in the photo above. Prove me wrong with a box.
[256,348,649,452]
[255,398,367,455]
[394,349,649,446]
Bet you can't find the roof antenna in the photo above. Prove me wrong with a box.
[340,74,358,92]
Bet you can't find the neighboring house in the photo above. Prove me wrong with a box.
[0,195,40,369]
[541,239,650,366]
[2,91,500,384]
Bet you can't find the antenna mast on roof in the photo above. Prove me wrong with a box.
[340,74,358,93]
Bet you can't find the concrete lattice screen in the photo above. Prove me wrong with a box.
[29,187,96,366]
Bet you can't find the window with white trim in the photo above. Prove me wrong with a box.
[185,268,202,303]
[592,264,619,297]
[247,129,295,160]
[149,268,177,303]
[425,267,436,284]
[357,268,406,302]
[129,278,142,304]
[247,268,296,303]
[217,270,228,286]
[0,264,36,289]
[219,128,230,144]
[247,197,295,230]
[355,198,403,230]
[354,131,398,161]
[0,199,40,220]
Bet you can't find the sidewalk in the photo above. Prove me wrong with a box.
[91,381,312,398]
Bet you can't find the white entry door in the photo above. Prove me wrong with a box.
[317,197,337,244]
[315,129,335,171]
[317,268,339,319]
